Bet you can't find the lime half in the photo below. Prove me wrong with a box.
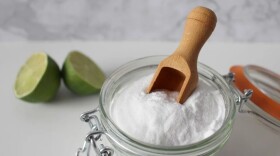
[14,52,61,102]
[62,51,105,95]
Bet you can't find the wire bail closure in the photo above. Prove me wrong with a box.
[224,72,280,128]
[76,108,114,156]
[223,72,253,112]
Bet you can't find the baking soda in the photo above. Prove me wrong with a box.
[110,74,225,146]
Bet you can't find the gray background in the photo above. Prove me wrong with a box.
[0,0,279,42]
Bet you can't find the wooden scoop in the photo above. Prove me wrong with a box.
[146,6,217,104]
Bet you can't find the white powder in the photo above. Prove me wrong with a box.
[110,74,225,146]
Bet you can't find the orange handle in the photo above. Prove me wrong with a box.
[174,6,217,66]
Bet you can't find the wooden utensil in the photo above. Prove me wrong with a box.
[146,6,217,104]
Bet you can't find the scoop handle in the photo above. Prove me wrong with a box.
[174,6,217,65]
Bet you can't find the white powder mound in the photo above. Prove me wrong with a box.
[110,74,225,146]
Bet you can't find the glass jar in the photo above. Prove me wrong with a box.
[76,56,280,156]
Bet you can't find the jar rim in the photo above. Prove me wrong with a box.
[99,56,236,154]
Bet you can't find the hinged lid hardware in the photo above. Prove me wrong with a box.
[76,108,114,156]
[224,72,280,128]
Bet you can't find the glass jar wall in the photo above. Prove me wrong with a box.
[98,56,237,156]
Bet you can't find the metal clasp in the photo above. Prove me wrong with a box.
[76,108,114,156]
[223,72,254,112]
[223,72,235,84]
[237,89,253,113]
[224,72,280,128]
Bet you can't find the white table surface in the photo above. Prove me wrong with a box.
[0,41,279,156]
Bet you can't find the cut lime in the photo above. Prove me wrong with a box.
[62,51,105,95]
[14,52,61,102]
